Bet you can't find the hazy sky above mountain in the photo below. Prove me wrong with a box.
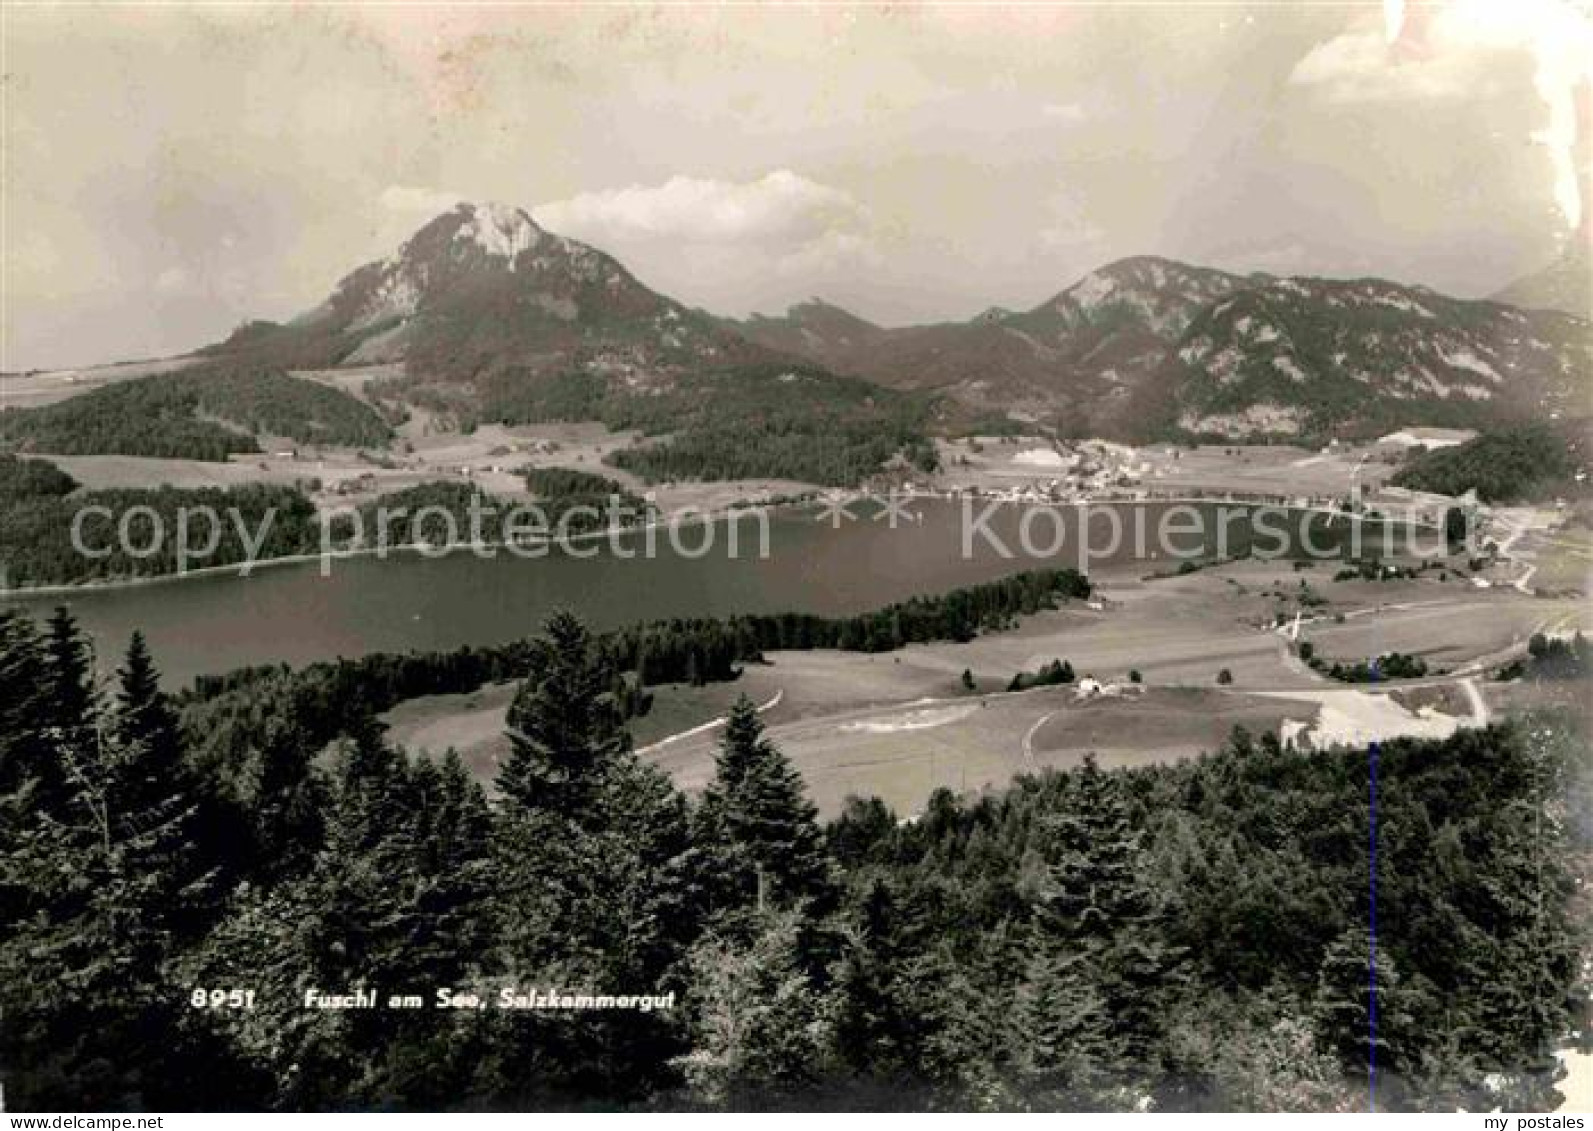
[5,1,1590,370]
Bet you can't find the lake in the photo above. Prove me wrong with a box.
[4,498,1419,687]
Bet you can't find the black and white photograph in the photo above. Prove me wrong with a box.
[1,0,1590,1118]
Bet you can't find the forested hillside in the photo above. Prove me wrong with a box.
[1,608,1583,1111]
[192,203,944,487]
[519,466,655,531]
[0,455,321,587]
[0,363,392,461]
[472,362,940,487]
[730,258,1593,443]
[1391,422,1592,503]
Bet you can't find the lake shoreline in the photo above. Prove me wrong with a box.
[1,495,1432,601]
[0,504,782,601]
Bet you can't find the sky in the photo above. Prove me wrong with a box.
[4,1,1591,371]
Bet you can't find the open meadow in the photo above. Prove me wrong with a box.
[377,550,1577,817]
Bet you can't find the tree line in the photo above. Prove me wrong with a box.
[0,362,392,462]
[1316,651,1430,683]
[519,466,655,532]
[0,456,321,587]
[1,607,1583,1111]
[1391,421,1592,504]
[1497,632,1591,682]
[176,568,1091,773]
[474,362,941,487]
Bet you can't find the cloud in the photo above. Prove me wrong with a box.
[379,185,466,217]
[525,170,882,317]
[535,170,872,249]
[1288,28,1482,104]
[1289,0,1593,228]
[774,229,883,277]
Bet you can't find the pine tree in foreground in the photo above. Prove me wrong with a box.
[0,627,233,1109]
[499,610,628,814]
[482,612,697,1104]
[43,605,93,734]
[673,909,837,1108]
[1017,755,1184,1106]
[696,695,835,911]
[115,629,183,783]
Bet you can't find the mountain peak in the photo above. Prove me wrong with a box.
[1027,255,1247,340]
[1062,255,1238,304]
[452,200,544,263]
[1492,237,1592,318]
[400,201,545,270]
[207,193,770,381]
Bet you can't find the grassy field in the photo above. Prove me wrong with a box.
[645,681,1314,817]
[1,355,202,409]
[1526,527,1593,595]
[1135,443,1399,498]
[1024,686,1304,762]
[34,454,312,491]
[381,676,786,783]
[382,682,517,782]
[1299,594,1588,673]
[373,555,1573,817]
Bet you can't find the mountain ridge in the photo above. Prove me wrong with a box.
[204,201,784,404]
[200,201,1590,444]
[1492,237,1591,319]
[729,257,1590,441]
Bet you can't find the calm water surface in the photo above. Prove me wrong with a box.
[5,500,1410,686]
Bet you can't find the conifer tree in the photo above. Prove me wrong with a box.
[674,910,837,1107]
[43,605,93,733]
[245,713,328,883]
[115,630,183,778]
[499,610,627,813]
[0,632,217,1108]
[0,609,68,820]
[1312,927,1403,1084]
[696,695,833,910]
[484,612,696,1101]
[408,750,496,978]
[832,878,921,1079]
[1017,755,1182,1103]
[106,633,217,937]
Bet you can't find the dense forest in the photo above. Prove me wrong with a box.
[332,482,511,549]
[1,606,1585,1111]
[471,363,940,487]
[521,465,644,499]
[519,466,655,532]
[1391,422,1592,504]
[0,363,392,461]
[1497,632,1592,683]
[176,568,1092,774]
[0,462,656,588]
[0,455,321,587]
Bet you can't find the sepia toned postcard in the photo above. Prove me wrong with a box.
[1,0,1590,1119]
